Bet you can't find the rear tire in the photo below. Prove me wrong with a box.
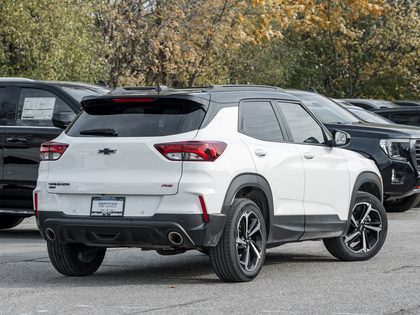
[47,242,106,276]
[209,198,266,282]
[324,192,387,261]
[0,216,25,229]
[384,193,420,212]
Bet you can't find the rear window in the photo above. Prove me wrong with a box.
[66,99,206,137]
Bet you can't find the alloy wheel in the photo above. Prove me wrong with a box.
[344,202,383,254]
[236,210,264,272]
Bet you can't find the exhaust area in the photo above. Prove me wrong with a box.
[45,228,56,241]
[168,231,184,246]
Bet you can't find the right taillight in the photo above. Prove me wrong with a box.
[40,142,69,161]
[154,141,227,161]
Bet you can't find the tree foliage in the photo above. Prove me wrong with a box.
[97,0,329,87]
[0,0,109,82]
[2,0,419,101]
[282,0,420,99]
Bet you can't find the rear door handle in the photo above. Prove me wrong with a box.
[6,137,27,143]
[304,152,314,159]
[255,149,267,157]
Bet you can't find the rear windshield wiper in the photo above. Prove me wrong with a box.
[79,128,118,136]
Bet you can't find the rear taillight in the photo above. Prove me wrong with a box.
[154,141,227,161]
[40,142,69,161]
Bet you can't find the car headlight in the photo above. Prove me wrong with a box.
[379,139,410,161]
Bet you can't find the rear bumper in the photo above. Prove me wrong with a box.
[36,211,226,249]
[0,209,35,217]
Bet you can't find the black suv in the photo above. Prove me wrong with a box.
[373,107,420,128]
[287,90,420,212]
[0,78,110,229]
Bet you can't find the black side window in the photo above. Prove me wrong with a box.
[278,101,326,144]
[16,88,73,127]
[240,101,284,142]
[355,103,375,110]
[0,88,5,125]
[389,113,420,126]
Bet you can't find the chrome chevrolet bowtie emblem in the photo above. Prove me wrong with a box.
[98,148,117,155]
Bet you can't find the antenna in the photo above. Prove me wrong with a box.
[155,74,161,95]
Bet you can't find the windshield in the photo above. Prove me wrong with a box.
[346,107,394,124]
[286,90,360,124]
[55,83,111,103]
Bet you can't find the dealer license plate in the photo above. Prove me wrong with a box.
[90,197,125,217]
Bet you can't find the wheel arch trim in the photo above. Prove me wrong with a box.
[203,173,274,246]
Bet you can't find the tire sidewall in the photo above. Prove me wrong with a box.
[227,199,267,281]
[339,192,388,260]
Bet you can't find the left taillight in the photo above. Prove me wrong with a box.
[40,142,69,161]
[154,141,227,162]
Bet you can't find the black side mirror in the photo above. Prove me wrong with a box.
[332,129,351,147]
[52,111,76,129]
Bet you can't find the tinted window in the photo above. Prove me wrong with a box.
[278,102,326,144]
[16,88,74,127]
[0,88,5,103]
[0,87,5,125]
[389,113,420,126]
[355,103,375,110]
[67,99,205,137]
[240,101,284,142]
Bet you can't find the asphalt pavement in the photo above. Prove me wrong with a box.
[1,209,420,315]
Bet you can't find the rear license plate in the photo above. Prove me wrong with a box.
[90,197,125,217]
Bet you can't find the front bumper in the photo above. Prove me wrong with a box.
[37,211,227,249]
[380,159,420,199]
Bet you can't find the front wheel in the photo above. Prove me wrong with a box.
[209,198,267,282]
[384,193,420,212]
[47,242,106,276]
[324,192,387,261]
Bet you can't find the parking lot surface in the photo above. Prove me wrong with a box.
[1,210,420,315]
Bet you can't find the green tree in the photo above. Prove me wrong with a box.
[100,0,388,88]
[0,0,109,83]
[283,0,420,99]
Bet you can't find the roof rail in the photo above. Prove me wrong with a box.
[205,85,285,92]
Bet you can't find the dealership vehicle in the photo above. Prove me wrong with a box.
[342,98,400,110]
[0,78,110,229]
[373,107,420,128]
[392,100,420,107]
[287,90,420,212]
[35,85,387,282]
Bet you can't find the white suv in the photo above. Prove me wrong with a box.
[35,85,387,282]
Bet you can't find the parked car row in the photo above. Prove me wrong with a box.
[341,97,420,128]
[2,78,418,282]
